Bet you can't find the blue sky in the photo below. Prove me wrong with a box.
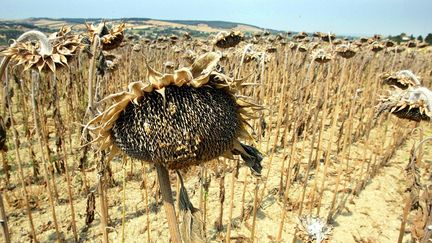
[1,0,431,37]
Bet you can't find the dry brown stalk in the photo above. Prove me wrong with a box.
[31,72,62,242]
[0,192,11,243]
[226,162,239,243]
[4,72,37,241]
[155,164,182,243]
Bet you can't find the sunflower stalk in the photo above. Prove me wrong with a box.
[176,170,205,243]
[155,163,182,243]
[31,71,62,242]
[141,164,151,243]
[4,68,37,241]
[54,70,78,242]
[0,192,10,243]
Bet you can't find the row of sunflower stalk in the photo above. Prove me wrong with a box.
[0,23,127,243]
[0,22,431,243]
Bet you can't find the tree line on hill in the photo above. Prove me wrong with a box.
[387,33,432,44]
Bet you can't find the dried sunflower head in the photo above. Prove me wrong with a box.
[183,32,192,40]
[405,41,417,48]
[96,52,121,76]
[377,86,432,122]
[0,28,83,73]
[214,30,244,48]
[86,52,263,173]
[381,70,421,89]
[132,43,142,52]
[163,61,176,71]
[313,32,322,38]
[86,22,126,51]
[293,32,308,40]
[360,37,369,43]
[371,42,384,52]
[275,34,284,41]
[311,49,332,63]
[332,39,342,45]
[298,44,308,52]
[384,40,396,47]
[266,45,277,53]
[320,33,336,42]
[417,42,429,48]
[289,42,298,51]
[335,44,357,59]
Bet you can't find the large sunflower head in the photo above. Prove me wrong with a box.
[381,70,421,89]
[376,86,432,122]
[86,52,263,173]
[0,28,83,73]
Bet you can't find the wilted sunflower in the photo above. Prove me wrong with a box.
[384,40,396,47]
[405,41,417,48]
[132,43,142,52]
[332,39,342,45]
[0,28,83,73]
[335,44,357,59]
[86,22,126,51]
[371,42,384,53]
[376,86,432,122]
[96,52,121,76]
[417,42,429,48]
[360,37,369,43]
[320,33,336,42]
[293,32,308,40]
[183,32,192,40]
[86,51,263,172]
[381,70,421,89]
[163,61,176,71]
[312,49,332,64]
[266,45,277,53]
[313,32,322,38]
[213,30,244,49]
[298,44,308,53]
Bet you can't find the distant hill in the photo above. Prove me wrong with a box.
[0,17,284,45]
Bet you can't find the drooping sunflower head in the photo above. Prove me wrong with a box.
[381,70,421,89]
[86,52,263,172]
[376,86,432,122]
[335,44,357,59]
[370,42,384,53]
[293,32,308,40]
[320,33,336,42]
[311,49,332,64]
[0,28,83,73]
[213,30,244,49]
[86,22,126,51]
